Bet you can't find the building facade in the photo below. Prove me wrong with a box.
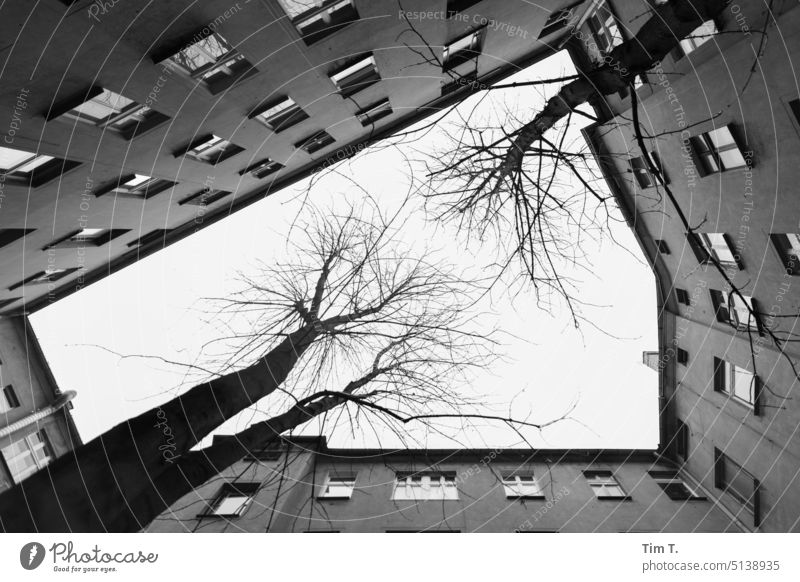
[147,436,737,533]
[578,0,800,532]
[0,316,80,491]
[0,0,588,315]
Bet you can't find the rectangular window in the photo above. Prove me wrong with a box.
[709,289,760,331]
[43,228,129,250]
[714,357,759,409]
[330,54,381,97]
[318,474,356,499]
[178,188,232,207]
[538,3,580,38]
[689,126,748,175]
[584,470,628,499]
[676,348,688,365]
[250,97,309,132]
[356,98,393,126]
[696,233,739,268]
[630,156,656,188]
[54,87,168,140]
[95,174,177,199]
[157,30,255,94]
[676,20,718,57]
[442,28,484,71]
[0,146,80,187]
[714,449,760,525]
[655,239,670,255]
[239,158,283,179]
[676,288,690,305]
[585,2,623,57]
[178,135,244,165]
[770,233,800,276]
[392,472,459,501]
[295,131,335,154]
[8,268,80,291]
[502,474,544,499]
[0,229,35,249]
[278,0,359,45]
[675,419,688,459]
[649,471,703,500]
[1,385,21,412]
[1,430,53,483]
[204,482,259,517]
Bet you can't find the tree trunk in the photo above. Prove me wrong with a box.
[0,325,318,532]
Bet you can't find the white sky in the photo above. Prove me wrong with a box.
[29,51,658,451]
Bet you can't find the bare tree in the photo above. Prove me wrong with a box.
[0,200,564,533]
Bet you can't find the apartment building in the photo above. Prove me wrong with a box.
[577,0,800,531]
[0,0,590,315]
[147,436,737,532]
[0,316,80,491]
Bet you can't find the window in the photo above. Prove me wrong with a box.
[1,430,52,483]
[710,289,760,331]
[392,472,458,500]
[675,20,718,58]
[53,87,168,140]
[157,31,255,94]
[250,97,309,132]
[714,449,760,525]
[8,268,80,291]
[538,2,580,38]
[356,98,393,126]
[502,474,544,499]
[239,159,283,179]
[127,229,174,249]
[649,471,703,500]
[43,228,129,250]
[278,0,359,45]
[676,348,688,365]
[94,174,177,199]
[770,233,800,275]
[204,482,259,517]
[689,232,739,268]
[178,188,232,206]
[0,146,80,187]
[295,131,335,154]
[630,156,656,188]
[584,470,628,499]
[676,288,690,305]
[585,2,623,57]
[443,28,485,71]
[178,135,244,165]
[318,474,356,499]
[655,239,670,255]
[446,0,482,18]
[329,54,381,97]
[0,229,35,249]
[675,420,688,459]
[689,126,748,175]
[714,357,759,409]
[1,385,21,412]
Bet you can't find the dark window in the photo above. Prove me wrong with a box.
[655,239,670,254]
[238,159,283,179]
[789,98,800,126]
[688,125,749,175]
[94,174,177,199]
[356,98,393,126]
[295,131,335,154]
[630,156,656,188]
[178,188,232,206]
[2,385,21,411]
[0,146,81,187]
[585,2,623,57]
[676,348,688,365]
[249,97,308,132]
[43,229,129,250]
[176,135,244,165]
[278,0,359,45]
[203,482,260,517]
[770,233,800,275]
[714,449,760,526]
[676,288,690,305]
[538,2,580,38]
[675,420,688,459]
[329,54,381,97]
[0,229,35,249]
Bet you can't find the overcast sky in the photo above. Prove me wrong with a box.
[30,51,658,451]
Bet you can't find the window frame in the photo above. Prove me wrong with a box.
[770,233,800,276]
[43,228,130,250]
[675,288,691,306]
[0,146,81,188]
[502,474,545,499]
[442,27,486,72]
[94,174,177,199]
[713,357,761,412]
[176,134,245,165]
[178,188,232,207]
[649,471,705,501]
[672,20,719,60]
[278,0,360,45]
[201,482,260,518]
[584,470,630,500]
[391,472,459,501]
[329,54,381,98]
[537,2,580,38]
[249,96,309,133]
[318,473,357,499]
[688,125,749,176]
[356,98,393,126]
[714,449,760,526]
[0,430,53,484]
[238,158,284,179]
[1,385,21,412]
[709,289,762,333]
[295,131,335,154]
[688,232,741,269]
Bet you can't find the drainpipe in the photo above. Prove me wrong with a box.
[0,391,77,440]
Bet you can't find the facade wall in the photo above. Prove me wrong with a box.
[0,0,582,314]
[149,445,735,532]
[0,316,80,491]
[586,1,800,531]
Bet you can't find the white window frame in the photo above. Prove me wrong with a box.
[329,55,380,96]
[392,473,459,501]
[1,430,52,483]
[699,233,738,267]
[715,358,756,407]
[61,88,151,130]
[651,473,703,500]
[0,146,54,177]
[207,483,259,517]
[165,32,245,81]
[502,474,544,498]
[318,474,357,499]
[184,135,241,164]
[585,471,627,499]
[253,97,307,131]
[442,29,483,70]
[690,126,748,174]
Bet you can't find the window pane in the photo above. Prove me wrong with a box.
[0,147,34,170]
[718,148,747,169]
[707,127,736,148]
[214,494,249,515]
[732,365,754,403]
